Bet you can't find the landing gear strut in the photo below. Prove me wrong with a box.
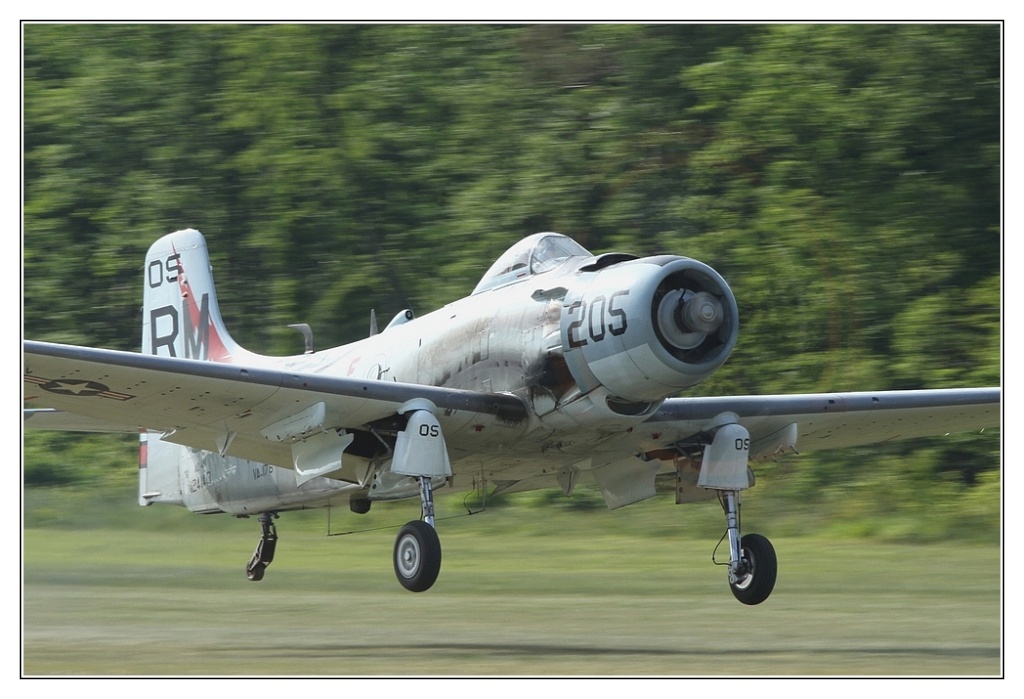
[246,511,278,582]
[393,476,442,592]
[718,490,777,605]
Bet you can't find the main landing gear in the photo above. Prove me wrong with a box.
[718,491,777,605]
[692,419,778,605]
[393,476,442,592]
[388,400,450,592]
[245,511,278,582]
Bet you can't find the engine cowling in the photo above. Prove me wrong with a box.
[560,255,738,404]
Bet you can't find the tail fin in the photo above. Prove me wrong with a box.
[139,229,243,507]
[141,228,245,362]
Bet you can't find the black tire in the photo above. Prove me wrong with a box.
[729,533,777,605]
[246,561,266,582]
[393,520,442,592]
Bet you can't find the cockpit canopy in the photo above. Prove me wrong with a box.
[472,233,591,294]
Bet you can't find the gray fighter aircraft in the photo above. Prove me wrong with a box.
[23,229,1000,604]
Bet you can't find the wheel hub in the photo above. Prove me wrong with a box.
[729,557,754,588]
[396,535,421,578]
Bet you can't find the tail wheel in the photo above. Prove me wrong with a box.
[729,533,777,605]
[245,512,277,582]
[246,561,266,582]
[393,520,442,592]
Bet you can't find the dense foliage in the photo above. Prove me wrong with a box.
[23,24,1001,537]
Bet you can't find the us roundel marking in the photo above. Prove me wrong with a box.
[25,375,135,401]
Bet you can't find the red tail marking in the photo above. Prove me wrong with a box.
[171,241,231,362]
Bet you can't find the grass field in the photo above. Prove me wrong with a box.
[22,488,1002,677]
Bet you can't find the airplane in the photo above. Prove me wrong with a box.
[23,228,1000,605]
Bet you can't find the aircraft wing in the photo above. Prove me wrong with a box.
[533,387,1000,509]
[23,340,529,468]
[24,340,999,487]
[642,388,1000,458]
